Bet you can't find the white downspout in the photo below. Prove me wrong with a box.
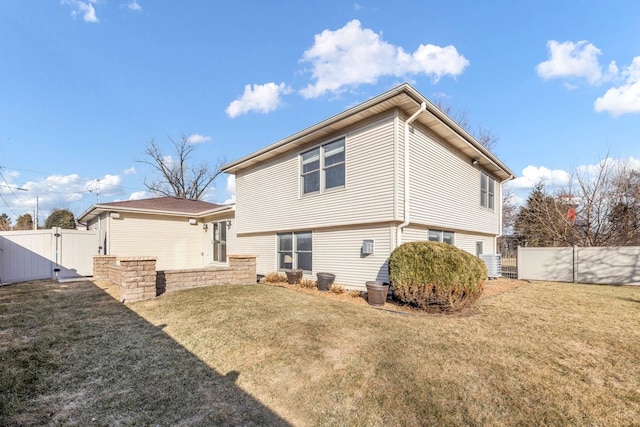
[397,102,427,247]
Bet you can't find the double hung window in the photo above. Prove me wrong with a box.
[480,172,495,210]
[301,138,345,195]
[278,231,312,272]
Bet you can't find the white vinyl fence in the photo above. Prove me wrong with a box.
[518,246,640,285]
[0,228,99,285]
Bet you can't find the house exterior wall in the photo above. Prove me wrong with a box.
[406,120,501,236]
[235,233,276,276]
[401,225,496,256]
[235,223,395,289]
[103,213,206,270]
[235,114,398,235]
[86,211,236,271]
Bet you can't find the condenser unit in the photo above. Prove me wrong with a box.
[479,254,502,278]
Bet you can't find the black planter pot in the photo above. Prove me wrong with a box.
[366,281,389,306]
[285,269,303,284]
[316,272,335,291]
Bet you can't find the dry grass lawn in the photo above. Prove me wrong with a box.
[1,278,639,426]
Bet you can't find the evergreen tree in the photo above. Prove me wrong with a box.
[44,209,76,229]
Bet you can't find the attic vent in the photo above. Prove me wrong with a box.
[479,254,502,278]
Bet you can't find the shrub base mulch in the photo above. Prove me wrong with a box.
[261,277,529,316]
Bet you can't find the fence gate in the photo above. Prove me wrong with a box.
[0,228,99,285]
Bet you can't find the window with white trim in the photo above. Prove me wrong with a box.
[301,138,345,195]
[481,172,495,210]
[428,229,455,245]
[278,231,312,272]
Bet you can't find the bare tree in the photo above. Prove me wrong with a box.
[501,187,518,235]
[433,97,499,152]
[514,183,579,247]
[138,135,224,200]
[575,158,640,246]
[514,158,640,247]
[0,212,11,231]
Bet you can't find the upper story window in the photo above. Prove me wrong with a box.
[480,172,495,210]
[301,138,345,195]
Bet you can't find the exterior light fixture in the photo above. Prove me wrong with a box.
[471,159,479,165]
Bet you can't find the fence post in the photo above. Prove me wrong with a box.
[572,245,578,283]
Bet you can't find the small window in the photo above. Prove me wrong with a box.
[278,231,312,272]
[481,172,495,210]
[476,241,484,255]
[428,229,454,245]
[301,138,345,195]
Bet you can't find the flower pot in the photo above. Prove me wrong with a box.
[285,269,303,284]
[366,281,389,306]
[316,272,335,291]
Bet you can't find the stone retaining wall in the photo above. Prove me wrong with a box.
[93,255,257,302]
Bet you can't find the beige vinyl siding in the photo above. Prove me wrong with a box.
[108,213,205,270]
[238,224,394,289]
[407,121,500,236]
[235,233,276,275]
[402,225,495,256]
[313,224,393,289]
[235,115,397,234]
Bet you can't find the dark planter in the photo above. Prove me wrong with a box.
[285,269,303,284]
[316,272,335,291]
[366,281,389,306]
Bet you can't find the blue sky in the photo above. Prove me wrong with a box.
[1,1,639,224]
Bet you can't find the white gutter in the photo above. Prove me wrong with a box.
[397,102,427,247]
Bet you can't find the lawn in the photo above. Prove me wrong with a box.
[1,279,639,426]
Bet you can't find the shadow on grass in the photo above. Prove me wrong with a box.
[0,280,290,426]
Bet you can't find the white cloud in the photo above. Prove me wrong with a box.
[536,40,616,85]
[226,82,292,118]
[576,156,640,177]
[507,165,573,190]
[123,166,136,175]
[61,0,99,23]
[299,19,469,98]
[594,56,640,116]
[223,175,235,205]
[128,191,152,200]
[127,0,142,12]
[186,134,212,144]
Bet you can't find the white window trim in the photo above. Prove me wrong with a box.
[428,229,455,245]
[277,231,313,272]
[211,220,229,264]
[481,172,495,211]
[300,136,346,197]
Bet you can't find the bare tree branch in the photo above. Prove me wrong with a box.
[137,134,224,200]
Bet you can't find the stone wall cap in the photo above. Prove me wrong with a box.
[228,254,257,259]
[119,256,158,261]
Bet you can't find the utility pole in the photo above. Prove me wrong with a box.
[34,196,38,230]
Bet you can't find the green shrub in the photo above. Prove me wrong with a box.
[388,241,487,312]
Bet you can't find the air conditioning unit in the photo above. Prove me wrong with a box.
[479,254,502,278]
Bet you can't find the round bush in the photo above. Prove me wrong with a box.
[388,241,487,312]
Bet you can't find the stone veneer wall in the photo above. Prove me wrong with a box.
[93,255,256,302]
